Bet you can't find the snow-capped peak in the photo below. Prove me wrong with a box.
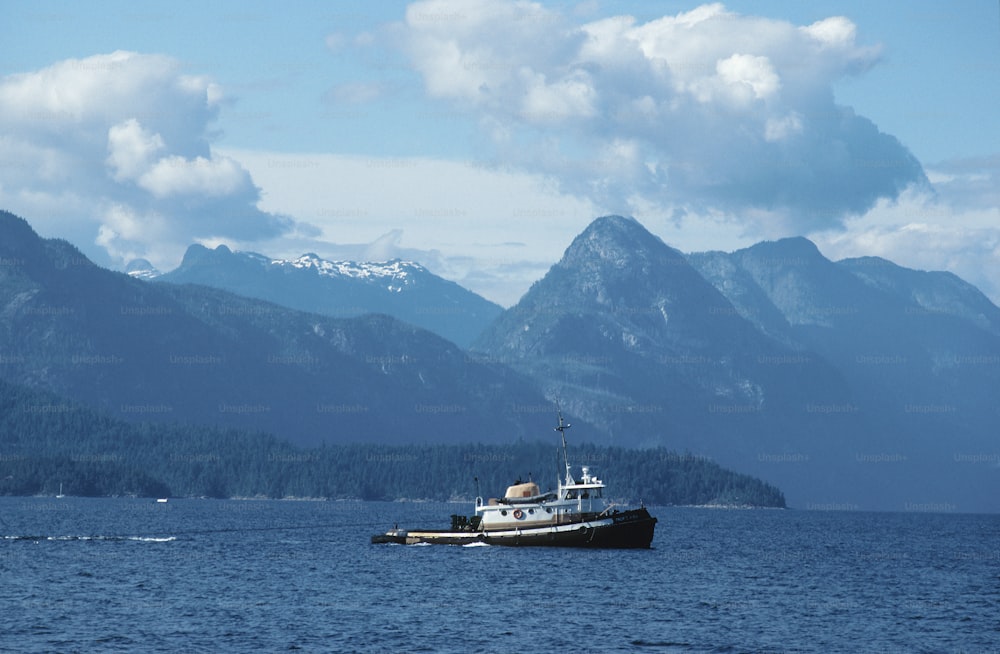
[125,258,161,280]
[270,254,424,290]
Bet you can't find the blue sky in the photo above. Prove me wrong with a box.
[2,0,998,305]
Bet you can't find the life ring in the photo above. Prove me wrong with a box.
[513,509,524,519]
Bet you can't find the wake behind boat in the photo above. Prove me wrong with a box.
[371,414,657,548]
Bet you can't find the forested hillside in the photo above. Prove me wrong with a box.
[0,380,784,507]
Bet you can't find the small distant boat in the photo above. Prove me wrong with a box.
[372,413,657,548]
[55,483,65,499]
[156,498,169,503]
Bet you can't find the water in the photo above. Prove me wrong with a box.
[1,498,997,653]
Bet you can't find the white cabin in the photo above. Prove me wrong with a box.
[475,466,610,530]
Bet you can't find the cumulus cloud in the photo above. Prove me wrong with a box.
[106,119,165,182]
[0,51,295,270]
[851,154,997,291]
[812,167,1000,304]
[395,0,928,232]
[137,155,251,199]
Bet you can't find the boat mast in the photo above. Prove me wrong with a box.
[554,409,573,486]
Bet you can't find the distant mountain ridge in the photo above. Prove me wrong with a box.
[3,208,998,511]
[689,238,1000,415]
[838,255,1000,337]
[477,216,1000,512]
[153,244,502,348]
[474,216,851,437]
[0,209,554,448]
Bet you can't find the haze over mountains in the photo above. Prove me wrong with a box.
[1,210,997,511]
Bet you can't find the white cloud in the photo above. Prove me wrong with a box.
[927,155,1000,213]
[395,0,926,233]
[714,54,781,104]
[106,119,165,182]
[764,112,803,142]
[220,148,597,306]
[520,69,597,122]
[94,203,169,265]
[138,154,252,198]
[401,0,585,118]
[802,16,856,46]
[810,184,1000,304]
[0,51,295,270]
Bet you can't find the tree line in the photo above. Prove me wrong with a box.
[0,380,785,507]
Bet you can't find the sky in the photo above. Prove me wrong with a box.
[1,0,998,306]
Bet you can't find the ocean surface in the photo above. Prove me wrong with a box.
[1,497,997,653]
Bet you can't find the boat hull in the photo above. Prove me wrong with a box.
[372,508,657,549]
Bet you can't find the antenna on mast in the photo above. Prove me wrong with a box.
[554,406,573,486]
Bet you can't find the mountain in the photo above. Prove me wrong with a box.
[0,210,553,448]
[124,258,160,280]
[5,208,997,511]
[838,255,1000,337]
[690,238,1000,423]
[474,216,852,479]
[476,216,1000,512]
[690,238,1000,512]
[154,244,502,348]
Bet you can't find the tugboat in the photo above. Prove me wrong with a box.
[371,413,657,548]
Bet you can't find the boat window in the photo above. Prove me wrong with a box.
[528,509,535,514]
[500,510,508,516]
[593,488,603,498]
